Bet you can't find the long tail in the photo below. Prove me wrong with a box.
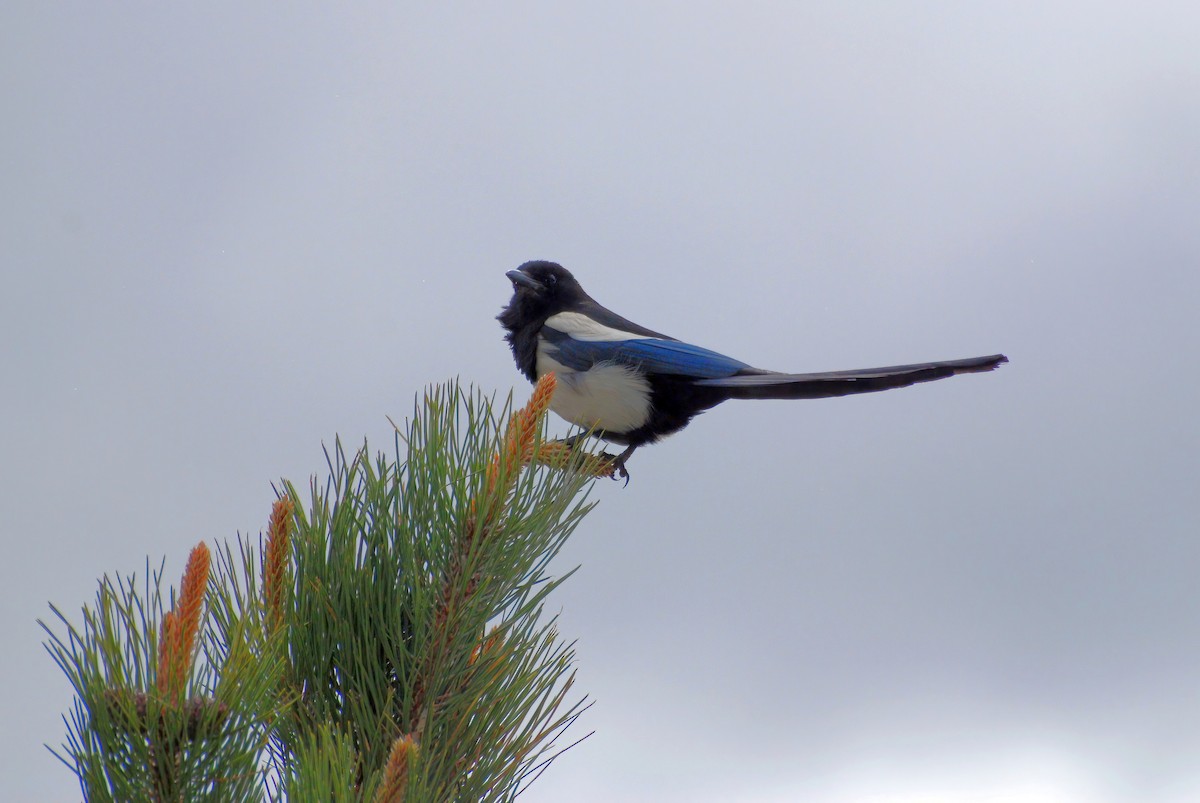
[694,354,1007,400]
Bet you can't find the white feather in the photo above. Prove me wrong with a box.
[536,342,651,433]
[544,311,640,342]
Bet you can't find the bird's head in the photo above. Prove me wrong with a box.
[498,261,588,331]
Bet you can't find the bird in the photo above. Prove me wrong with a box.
[498,260,1006,481]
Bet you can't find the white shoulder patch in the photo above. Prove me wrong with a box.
[544,311,639,342]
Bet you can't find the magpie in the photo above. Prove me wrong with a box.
[498,260,1006,480]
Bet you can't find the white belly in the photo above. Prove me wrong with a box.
[536,345,651,434]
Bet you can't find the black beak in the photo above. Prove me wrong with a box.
[506,270,542,292]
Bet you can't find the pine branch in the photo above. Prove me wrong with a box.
[43,377,601,802]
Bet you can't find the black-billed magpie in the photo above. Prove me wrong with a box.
[499,260,1006,479]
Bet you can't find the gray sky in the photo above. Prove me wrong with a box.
[4,3,1199,801]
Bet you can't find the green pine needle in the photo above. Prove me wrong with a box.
[42,379,599,802]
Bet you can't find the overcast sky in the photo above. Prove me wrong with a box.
[4,3,1199,801]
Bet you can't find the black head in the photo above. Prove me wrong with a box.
[497,261,592,382]
[497,261,590,331]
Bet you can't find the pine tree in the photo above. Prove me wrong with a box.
[43,375,616,802]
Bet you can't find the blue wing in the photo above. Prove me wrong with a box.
[542,326,751,379]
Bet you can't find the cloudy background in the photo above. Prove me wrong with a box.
[4,3,1199,801]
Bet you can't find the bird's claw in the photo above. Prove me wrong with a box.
[551,436,633,486]
[599,451,631,486]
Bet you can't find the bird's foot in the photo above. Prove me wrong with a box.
[599,455,629,485]
[535,437,635,485]
[599,445,637,486]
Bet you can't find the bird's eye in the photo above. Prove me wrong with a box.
[545,274,558,287]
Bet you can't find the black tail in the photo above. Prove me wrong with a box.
[695,354,1008,400]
